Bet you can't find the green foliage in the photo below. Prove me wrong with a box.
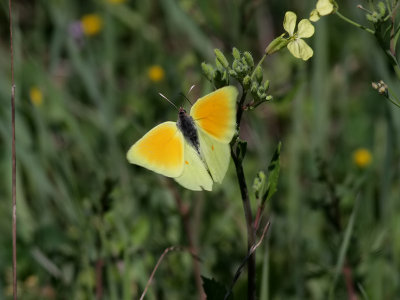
[263,142,281,203]
[0,0,399,299]
[253,142,281,203]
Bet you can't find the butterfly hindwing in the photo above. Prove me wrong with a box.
[190,86,238,143]
[198,128,230,183]
[126,122,184,178]
[174,142,213,191]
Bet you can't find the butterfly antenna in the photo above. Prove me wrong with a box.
[159,92,178,110]
[188,84,196,95]
[179,92,193,106]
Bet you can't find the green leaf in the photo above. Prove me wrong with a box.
[253,171,266,199]
[392,24,400,53]
[262,142,281,203]
[202,276,233,300]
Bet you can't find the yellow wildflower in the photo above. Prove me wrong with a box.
[24,275,39,289]
[283,11,315,61]
[148,65,165,82]
[353,148,372,168]
[310,0,335,22]
[81,14,103,36]
[30,87,43,106]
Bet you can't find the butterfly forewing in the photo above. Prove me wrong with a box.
[127,122,184,177]
[190,86,238,143]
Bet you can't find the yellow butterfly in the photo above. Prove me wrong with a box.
[127,86,238,191]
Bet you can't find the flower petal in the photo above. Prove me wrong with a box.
[287,39,314,61]
[283,11,297,36]
[297,19,315,38]
[316,0,334,16]
[309,9,320,22]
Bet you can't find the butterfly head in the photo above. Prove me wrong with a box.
[178,107,187,116]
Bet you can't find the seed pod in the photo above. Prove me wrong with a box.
[201,62,214,81]
[214,49,229,68]
[243,75,251,89]
[263,80,270,91]
[254,66,263,83]
[232,47,241,60]
[243,51,254,68]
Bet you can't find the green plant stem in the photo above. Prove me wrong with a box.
[335,11,375,34]
[387,95,400,108]
[231,90,256,300]
[251,53,267,78]
[393,65,400,80]
[386,86,400,108]
[236,91,247,128]
[8,0,17,299]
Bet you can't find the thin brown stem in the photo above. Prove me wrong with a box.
[224,221,270,300]
[165,179,205,300]
[139,246,200,300]
[253,202,265,231]
[95,259,104,300]
[343,261,358,300]
[9,0,17,299]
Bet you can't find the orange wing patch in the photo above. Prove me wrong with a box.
[127,122,184,177]
[190,86,238,143]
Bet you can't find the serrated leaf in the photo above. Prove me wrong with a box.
[202,276,233,300]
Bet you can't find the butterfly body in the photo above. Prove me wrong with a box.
[127,86,238,191]
[177,108,200,153]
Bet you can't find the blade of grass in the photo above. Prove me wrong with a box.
[159,0,213,59]
[329,195,360,298]
[8,0,17,298]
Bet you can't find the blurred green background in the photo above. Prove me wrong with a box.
[1,0,399,299]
